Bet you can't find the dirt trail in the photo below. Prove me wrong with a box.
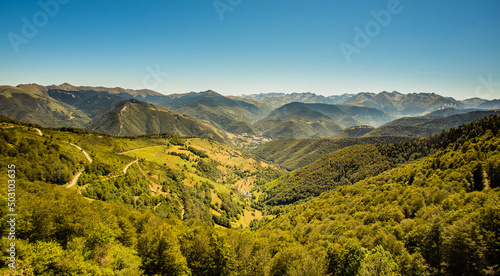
[123,159,139,174]
[66,169,84,188]
[66,143,92,189]
[69,143,92,164]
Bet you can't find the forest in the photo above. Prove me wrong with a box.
[0,115,499,275]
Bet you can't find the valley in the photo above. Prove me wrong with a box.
[1,87,500,275]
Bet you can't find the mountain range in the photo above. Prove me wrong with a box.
[1,83,500,142]
[2,90,500,275]
[252,109,500,170]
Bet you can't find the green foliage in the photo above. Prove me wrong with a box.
[259,115,500,205]
[358,246,400,276]
[252,136,413,171]
[2,115,500,275]
[258,115,500,276]
[138,221,190,276]
[0,128,81,185]
[180,222,234,276]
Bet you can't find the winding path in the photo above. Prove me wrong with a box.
[35,128,42,136]
[69,143,92,164]
[123,159,139,174]
[67,169,84,188]
[66,143,92,188]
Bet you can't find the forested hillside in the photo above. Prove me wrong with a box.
[1,115,499,275]
[257,115,500,205]
[253,110,500,171]
[252,136,413,171]
[258,114,500,276]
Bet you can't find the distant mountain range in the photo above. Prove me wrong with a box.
[253,110,500,170]
[1,83,499,141]
[242,91,499,117]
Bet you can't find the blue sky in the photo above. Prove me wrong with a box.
[1,0,499,99]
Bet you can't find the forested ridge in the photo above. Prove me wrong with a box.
[251,136,414,171]
[257,115,500,205]
[0,115,499,275]
[258,115,500,275]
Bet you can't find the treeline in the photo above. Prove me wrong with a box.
[0,128,82,185]
[252,136,415,171]
[257,116,500,275]
[0,115,499,275]
[258,115,500,205]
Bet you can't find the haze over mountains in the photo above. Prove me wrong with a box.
[1,83,499,142]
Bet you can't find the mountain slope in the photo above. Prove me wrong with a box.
[241,92,354,109]
[257,115,500,205]
[478,99,500,109]
[0,83,166,128]
[259,115,500,276]
[251,136,413,171]
[267,102,393,127]
[330,125,375,139]
[368,110,500,137]
[158,91,267,135]
[0,85,91,127]
[253,106,344,139]
[346,91,464,116]
[87,99,226,141]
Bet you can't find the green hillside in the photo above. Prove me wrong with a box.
[252,136,413,171]
[253,107,344,139]
[258,115,500,276]
[257,115,500,205]
[367,110,500,138]
[330,125,376,139]
[1,115,499,275]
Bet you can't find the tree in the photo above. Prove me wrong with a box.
[486,157,500,189]
[358,246,400,276]
[472,163,485,191]
[138,222,190,276]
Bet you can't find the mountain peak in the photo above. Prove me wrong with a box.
[202,90,222,96]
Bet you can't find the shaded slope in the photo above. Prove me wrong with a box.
[252,136,413,171]
[87,99,226,141]
[330,125,375,139]
[158,90,267,134]
[257,115,500,205]
[0,85,90,127]
[253,107,344,139]
[368,110,500,137]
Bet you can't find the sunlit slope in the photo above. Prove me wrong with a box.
[258,115,500,275]
[0,116,284,228]
[257,115,500,206]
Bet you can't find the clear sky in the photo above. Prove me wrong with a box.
[1,0,499,99]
